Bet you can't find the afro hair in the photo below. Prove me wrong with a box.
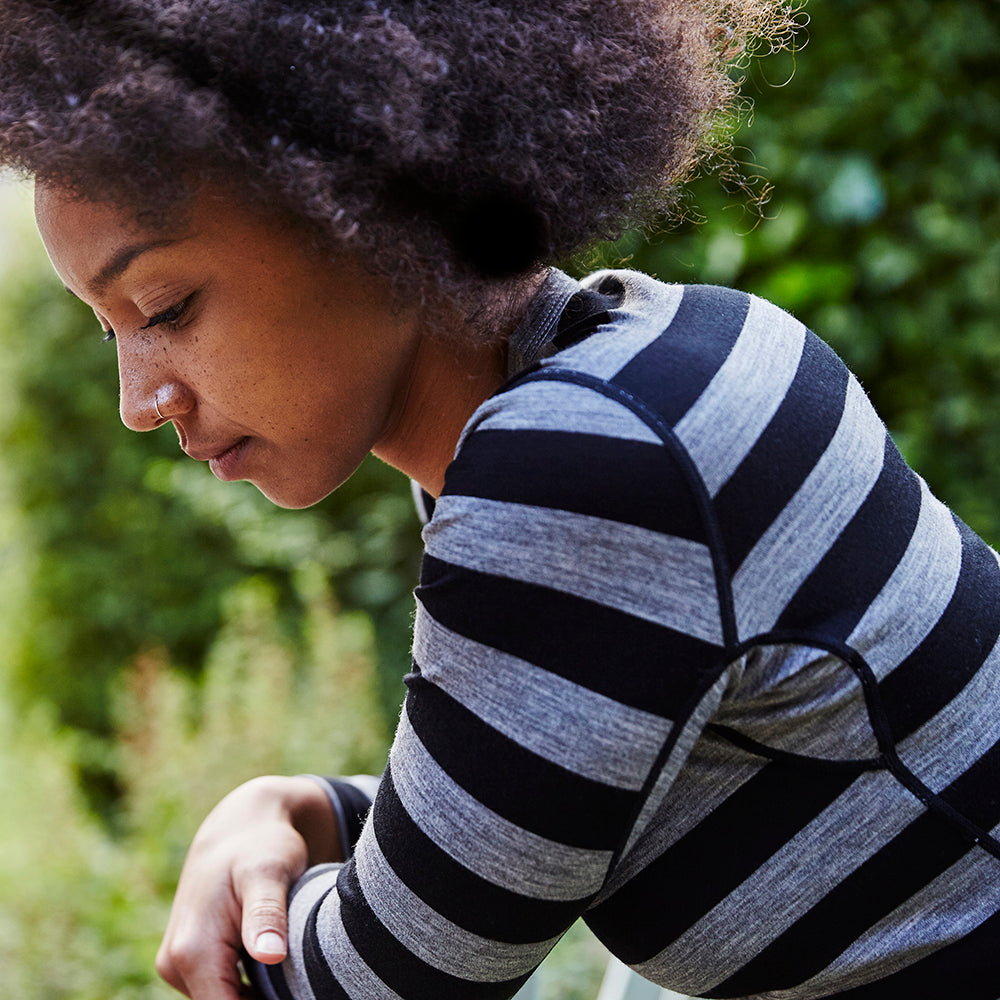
[0,0,799,330]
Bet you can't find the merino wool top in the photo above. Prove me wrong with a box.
[249,270,1000,1000]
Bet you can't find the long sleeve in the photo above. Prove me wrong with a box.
[246,282,731,1000]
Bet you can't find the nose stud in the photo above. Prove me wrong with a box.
[153,393,164,421]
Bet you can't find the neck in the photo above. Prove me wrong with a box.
[372,326,507,496]
[373,275,548,495]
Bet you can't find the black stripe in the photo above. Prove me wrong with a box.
[373,764,587,942]
[551,284,618,349]
[301,891,352,1000]
[936,731,1000,838]
[404,672,639,847]
[713,332,850,573]
[613,285,750,424]
[244,953,300,1000]
[336,854,534,1000]
[417,555,723,714]
[443,428,706,542]
[776,436,920,640]
[824,903,1000,1000]
[880,517,1000,743]
[585,756,858,962]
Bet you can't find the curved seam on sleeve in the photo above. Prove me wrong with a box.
[705,722,888,773]
[740,627,1000,861]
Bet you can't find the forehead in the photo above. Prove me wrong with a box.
[35,184,207,301]
[35,186,155,288]
[35,184,153,245]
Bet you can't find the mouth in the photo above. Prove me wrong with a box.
[184,437,251,481]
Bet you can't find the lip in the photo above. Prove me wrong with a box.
[208,437,252,480]
[184,437,251,480]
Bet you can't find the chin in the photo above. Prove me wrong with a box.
[251,476,341,510]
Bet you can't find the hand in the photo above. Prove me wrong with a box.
[156,775,342,999]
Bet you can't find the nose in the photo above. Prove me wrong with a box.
[117,340,194,431]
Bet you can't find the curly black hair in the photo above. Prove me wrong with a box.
[0,0,798,330]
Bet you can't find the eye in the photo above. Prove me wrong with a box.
[141,295,193,332]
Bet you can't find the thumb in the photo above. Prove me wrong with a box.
[240,880,291,965]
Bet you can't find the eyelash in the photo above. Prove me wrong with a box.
[101,296,193,344]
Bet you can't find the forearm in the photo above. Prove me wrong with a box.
[245,702,614,1000]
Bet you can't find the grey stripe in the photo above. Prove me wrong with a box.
[637,768,927,994]
[676,296,806,498]
[617,671,732,862]
[284,866,343,1000]
[848,477,962,680]
[897,631,1000,793]
[313,882,408,1000]
[463,380,663,445]
[413,607,672,790]
[354,822,559,981]
[553,270,685,381]
[734,377,886,637]
[713,646,880,761]
[596,702,769,900]
[424,496,723,645]
[390,707,611,900]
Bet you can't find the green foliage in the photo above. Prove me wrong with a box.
[114,570,391,887]
[582,0,1000,543]
[0,567,389,1000]
[0,584,604,1000]
[0,263,242,735]
[0,696,166,1000]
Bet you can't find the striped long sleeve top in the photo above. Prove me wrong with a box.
[249,269,1000,1000]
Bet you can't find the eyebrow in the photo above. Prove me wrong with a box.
[86,238,178,296]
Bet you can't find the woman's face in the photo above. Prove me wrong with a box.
[35,185,422,508]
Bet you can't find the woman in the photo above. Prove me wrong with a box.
[3,3,999,1000]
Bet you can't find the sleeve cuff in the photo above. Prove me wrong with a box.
[240,775,378,998]
[299,773,379,860]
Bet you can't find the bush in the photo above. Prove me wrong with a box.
[0,565,389,1000]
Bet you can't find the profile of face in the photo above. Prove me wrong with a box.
[35,185,422,508]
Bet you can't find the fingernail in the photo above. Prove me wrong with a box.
[255,932,286,957]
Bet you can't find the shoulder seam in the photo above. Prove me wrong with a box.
[513,366,738,653]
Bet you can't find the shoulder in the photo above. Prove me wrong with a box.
[490,269,833,442]
[450,270,847,495]
[432,269,893,589]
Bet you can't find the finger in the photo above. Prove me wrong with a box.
[157,937,247,1000]
[240,879,291,964]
